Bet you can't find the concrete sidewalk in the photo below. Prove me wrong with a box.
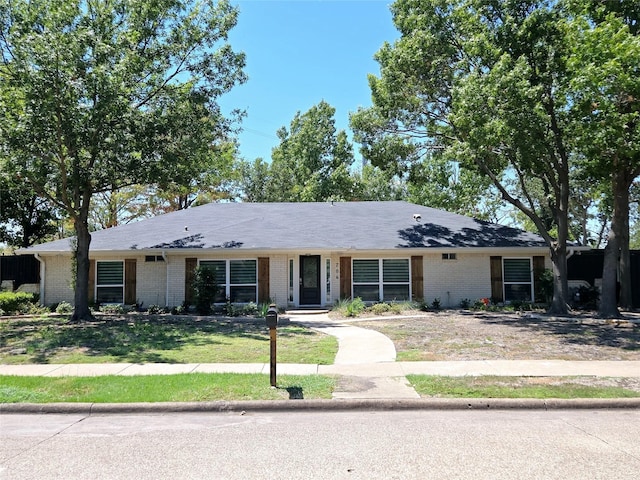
[2,359,639,378]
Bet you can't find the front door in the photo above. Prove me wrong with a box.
[300,255,321,305]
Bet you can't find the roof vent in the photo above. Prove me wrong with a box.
[413,214,422,222]
[184,226,188,231]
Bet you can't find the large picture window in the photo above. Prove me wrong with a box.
[96,261,124,304]
[200,259,257,303]
[353,259,410,302]
[503,258,533,302]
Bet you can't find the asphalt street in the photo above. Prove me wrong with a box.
[2,409,639,480]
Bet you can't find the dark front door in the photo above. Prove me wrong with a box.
[300,255,321,305]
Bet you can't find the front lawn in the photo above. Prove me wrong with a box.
[0,373,336,403]
[0,315,337,365]
[408,375,640,398]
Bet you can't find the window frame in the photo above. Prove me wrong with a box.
[96,260,125,304]
[198,259,258,304]
[352,258,411,302]
[502,257,533,303]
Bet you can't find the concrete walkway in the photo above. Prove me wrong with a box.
[1,311,639,401]
[287,311,419,399]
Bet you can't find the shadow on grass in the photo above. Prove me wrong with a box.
[1,315,275,364]
[281,386,304,399]
[479,312,640,352]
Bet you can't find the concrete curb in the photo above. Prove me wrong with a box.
[2,397,640,414]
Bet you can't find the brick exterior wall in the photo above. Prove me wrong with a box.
[42,254,75,306]
[40,251,549,309]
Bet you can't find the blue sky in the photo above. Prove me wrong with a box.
[220,0,399,162]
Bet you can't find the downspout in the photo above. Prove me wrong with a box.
[162,250,169,307]
[34,253,45,305]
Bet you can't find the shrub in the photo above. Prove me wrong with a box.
[147,304,167,314]
[55,301,73,314]
[345,297,366,317]
[100,304,126,314]
[430,298,441,310]
[223,299,239,317]
[368,302,392,315]
[0,291,38,315]
[192,266,218,315]
[242,302,259,316]
[459,298,472,309]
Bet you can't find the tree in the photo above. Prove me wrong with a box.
[0,166,58,247]
[88,184,151,230]
[0,0,245,320]
[351,0,576,314]
[566,1,640,315]
[268,101,355,202]
[237,158,272,202]
[351,163,407,201]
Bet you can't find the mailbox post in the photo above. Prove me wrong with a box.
[265,304,278,387]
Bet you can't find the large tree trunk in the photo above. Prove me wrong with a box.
[599,169,629,318]
[618,201,632,309]
[548,242,569,315]
[71,214,94,322]
[600,235,620,318]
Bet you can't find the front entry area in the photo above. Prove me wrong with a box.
[299,255,321,305]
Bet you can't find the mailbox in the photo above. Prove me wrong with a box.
[265,304,278,329]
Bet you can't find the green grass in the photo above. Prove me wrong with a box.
[0,374,336,403]
[0,316,337,365]
[408,375,640,399]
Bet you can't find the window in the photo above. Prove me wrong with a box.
[442,253,457,260]
[326,258,331,301]
[145,255,164,262]
[96,261,124,303]
[352,259,410,302]
[199,259,257,303]
[503,258,533,302]
[289,259,294,302]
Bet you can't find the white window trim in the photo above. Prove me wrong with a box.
[502,257,534,302]
[198,259,258,304]
[95,260,125,304]
[351,258,411,302]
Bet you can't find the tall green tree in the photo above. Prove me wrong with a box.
[0,166,58,247]
[351,0,576,314]
[237,158,272,202]
[268,101,355,202]
[0,0,245,320]
[566,1,640,315]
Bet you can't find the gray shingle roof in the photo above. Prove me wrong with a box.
[25,201,548,253]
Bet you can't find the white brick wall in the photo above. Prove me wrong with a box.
[137,258,167,308]
[269,255,289,307]
[423,253,491,308]
[41,251,549,309]
[42,254,74,305]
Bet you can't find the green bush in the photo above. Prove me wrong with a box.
[345,297,366,317]
[459,298,472,309]
[192,266,218,315]
[242,302,259,316]
[430,298,441,310]
[0,291,38,315]
[55,301,73,314]
[100,304,126,314]
[368,302,392,315]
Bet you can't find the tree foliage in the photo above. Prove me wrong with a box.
[0,166,58,247]
[269,101,355,202]
[237,101,356,202]
[565,0,640,314]
[351,0,576,313]
[0,0,245,320]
